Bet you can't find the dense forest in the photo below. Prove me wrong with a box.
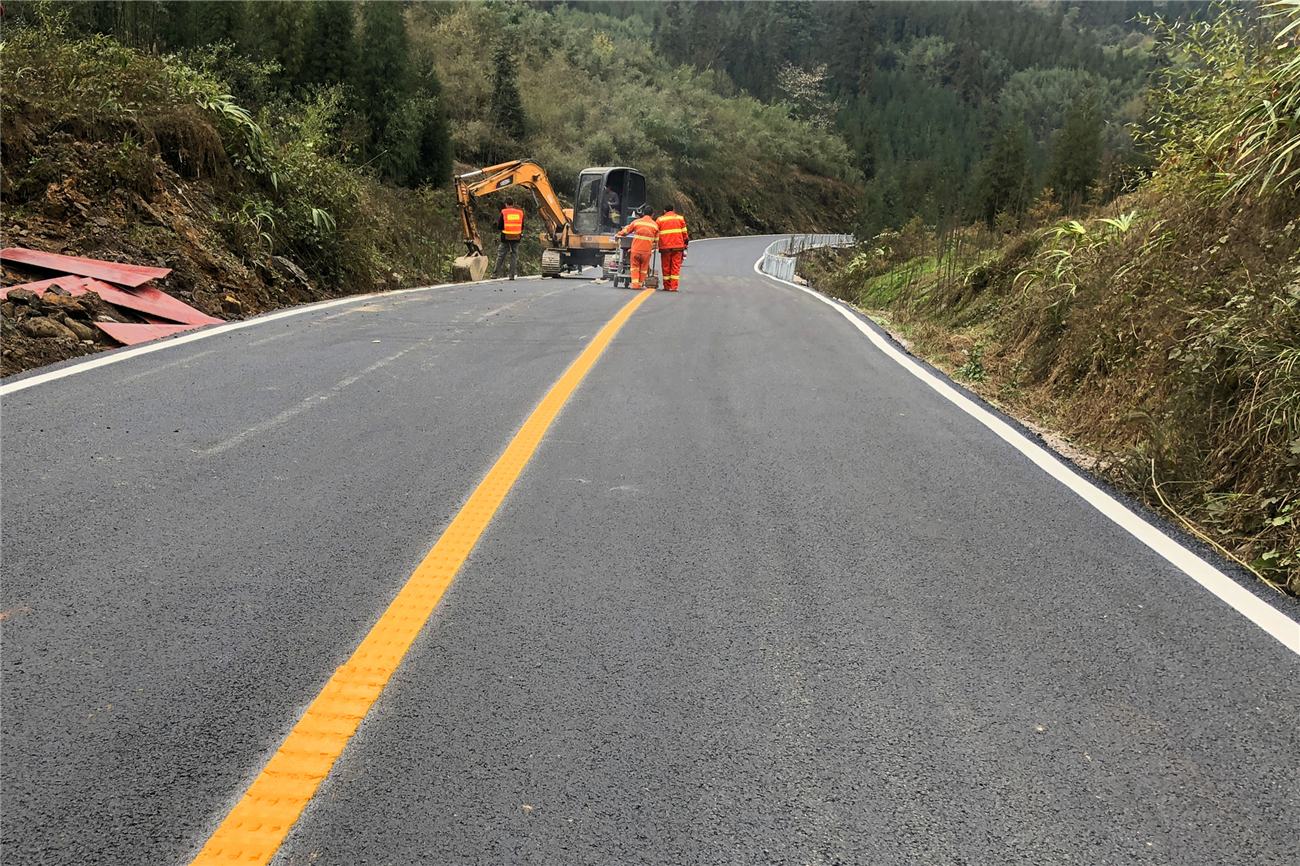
[610,1,1209,234]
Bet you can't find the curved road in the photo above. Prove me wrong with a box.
[2,237,1298,865]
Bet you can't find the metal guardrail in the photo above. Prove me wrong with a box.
[759,234,855,282]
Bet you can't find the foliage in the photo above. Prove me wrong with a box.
[956,342,988,382]
[815,3,1300,592]
[823,191,1300,594]
[1143,0,1300,199]
[1045,93,1104,210]
[633,0,1160,232]
[305,1,356,88]
[974,125,1033,229]
[775,62,838,129]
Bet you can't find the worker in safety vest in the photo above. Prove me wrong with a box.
[493,198,525,280]
[615,207,660,289]
[655,205,689,291]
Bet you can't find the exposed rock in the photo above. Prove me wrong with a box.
[221,295,243,316]
[20,316,78,339]
[6,288,38,305]
[269,255,309,285]
[41,293,85,315]
[62,317,97,342]
[73,292,119,322]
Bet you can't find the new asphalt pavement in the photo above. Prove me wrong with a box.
[2,236,1297,865]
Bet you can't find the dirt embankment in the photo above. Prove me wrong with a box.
[0,131,356,377]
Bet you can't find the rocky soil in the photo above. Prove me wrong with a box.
[1,143,347,378]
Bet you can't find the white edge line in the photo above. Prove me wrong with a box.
[0,277,539,397]
[753,256,1300,657]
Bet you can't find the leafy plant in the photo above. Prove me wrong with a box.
[957,342,988,382]
[1142,0,1300,200]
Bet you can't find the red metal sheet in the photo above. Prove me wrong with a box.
[80,278,224,326]
[2,274,223,325]
[1,248,171,287]
[0,276,93,299]
[94,321,203,345]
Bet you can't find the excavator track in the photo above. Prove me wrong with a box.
[541,248,563,277]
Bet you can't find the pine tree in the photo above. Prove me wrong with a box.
[357,1,412,178]
[195,0,248,50]
[409,52,454,187]
[253,2,310,91]
[490,41,527,144]
[974,124,1032,227]
[410,91,454,187]
[305,1,357,88]
[662,1,688,67]
[1045,94,1102,211]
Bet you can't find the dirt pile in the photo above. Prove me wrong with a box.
[0,283,127,373]
[1,141,336,377]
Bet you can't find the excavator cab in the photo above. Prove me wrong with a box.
[573,167,647,235]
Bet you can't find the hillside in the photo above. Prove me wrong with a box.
[804,1,1300,594]
[411,3,859,236]
[573,1,1200,233]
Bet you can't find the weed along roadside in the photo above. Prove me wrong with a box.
[796,3,1300,595]
[797,2,1300,597]
[801,201,1299,597]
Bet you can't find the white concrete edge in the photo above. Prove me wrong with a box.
[753,256,1300,657]
[0,276,542,397]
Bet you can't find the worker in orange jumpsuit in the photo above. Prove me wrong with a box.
[656,205,689,291]
[616,207,659,289]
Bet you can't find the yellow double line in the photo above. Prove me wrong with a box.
[192,288,654,865]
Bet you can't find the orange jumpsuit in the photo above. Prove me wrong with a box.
[656,209,689,291]
[616,215,660,289]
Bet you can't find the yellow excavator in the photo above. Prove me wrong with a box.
[453,160,648,280]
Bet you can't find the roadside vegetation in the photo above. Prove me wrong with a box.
[1,1,462,355]
[807,1,1300,594]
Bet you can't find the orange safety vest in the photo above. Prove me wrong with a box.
[501,207,524,240]
[656,211,689,250]
[618,215,659,252]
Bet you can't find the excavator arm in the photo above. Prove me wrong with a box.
[455,160,570,256]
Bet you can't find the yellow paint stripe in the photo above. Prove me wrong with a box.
[191,288,654,865]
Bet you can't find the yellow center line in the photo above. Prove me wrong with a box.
[191,288,654,865]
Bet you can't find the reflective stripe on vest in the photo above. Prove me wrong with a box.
[502,208,524,239]
[628,217,658,251]
[657,213,687,249]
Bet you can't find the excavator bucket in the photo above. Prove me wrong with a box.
[452,253,489,282]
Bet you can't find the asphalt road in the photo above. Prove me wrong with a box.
[2,236,1298,865]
